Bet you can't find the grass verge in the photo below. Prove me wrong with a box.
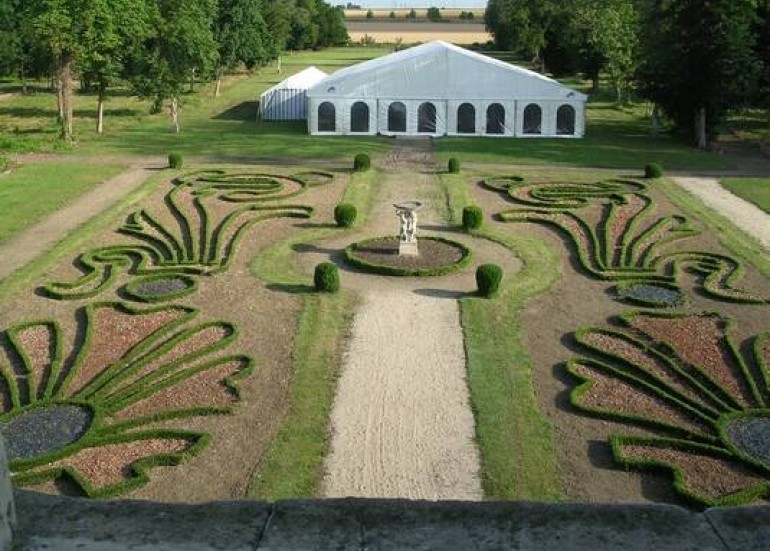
[440,170,563,499]
[248,170,377,499]
[720,177,770,214]
[0,168,172,301]
[0,162,125,244]
[660,178,770,280]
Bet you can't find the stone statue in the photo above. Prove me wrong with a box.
[393,201,422,256]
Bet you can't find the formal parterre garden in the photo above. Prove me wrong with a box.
[1,154,768,508]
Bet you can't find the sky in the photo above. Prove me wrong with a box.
[334,0,487,8]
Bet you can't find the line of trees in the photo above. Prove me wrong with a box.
[485,0,769,149]
[0,0,348,138]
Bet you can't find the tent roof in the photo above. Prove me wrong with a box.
[260,66,328,98]
[306,41,586,101]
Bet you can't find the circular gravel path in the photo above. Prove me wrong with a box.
[672,176,770,251]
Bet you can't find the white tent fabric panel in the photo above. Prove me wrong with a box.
[260,66,327,121]
[304,41,587,138]
[306,41,586,102]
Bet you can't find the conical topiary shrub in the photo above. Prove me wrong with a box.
[462,205,483,231]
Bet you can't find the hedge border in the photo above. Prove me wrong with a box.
[43,169,318,300]
[344,235,472,276]
[493,177,767,305]
[2,301,254,498]
[565,310,770,506]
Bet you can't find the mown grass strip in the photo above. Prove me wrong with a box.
[721,177,770,215]
[248,170,377,499]
[440,171,563,500]
[0,162,125,244]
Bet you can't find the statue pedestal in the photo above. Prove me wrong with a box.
[399,240,419,256]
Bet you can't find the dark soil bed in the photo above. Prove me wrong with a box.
[346,236,469,274]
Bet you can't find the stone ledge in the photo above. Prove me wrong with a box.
[12,491,770,551]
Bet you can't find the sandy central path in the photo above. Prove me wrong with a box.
[322,140,483,500]
[323,289,482,500]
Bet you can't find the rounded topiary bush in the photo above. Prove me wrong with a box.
[314,262,340,293]
[476,263,503,297]
[353,153,371,172]
[448,157,461,174]
[462,205,483,231]
[168,153,184,169]
[644,162,663,179]
[334,203,358,228]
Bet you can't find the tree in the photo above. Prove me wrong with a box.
[407,8,417,19]
[128,0,218,133]
[317,4,349,47]
[365,9,373,19]
[79,0,150,133]
[214,0,275,96]
[571,0,639,101]
[263,0,292,52]
[484,0,561,69]
[31,0,82,140]
[426,7,442,21]
[389,10,395,19]
[637,0,759,149]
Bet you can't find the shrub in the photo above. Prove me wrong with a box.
[476,263,503,297]
[448,157,460,173]
[462,205,483,231]
[644,162,663,179]
[168,153,184,169]
[314,262,340,293]
[353,153,371,172]
[0,155,8,172]
[334,203,357,228]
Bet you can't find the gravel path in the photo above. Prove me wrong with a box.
[321,141,483,500]
[0,165,160,281]
[671,176,770,251]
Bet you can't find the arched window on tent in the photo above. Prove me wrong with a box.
[388,102,407,132]
[318,102,336,132]
[557,104,576,135]
[486,103,505,134]
[522,104,542,135]
[351,102,370,133]
[418,102,437,133]
[457,103,475,134]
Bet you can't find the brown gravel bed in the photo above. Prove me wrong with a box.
[348,236,466,271]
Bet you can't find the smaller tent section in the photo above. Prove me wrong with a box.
[306,41,587,138]
[259,66,328,121]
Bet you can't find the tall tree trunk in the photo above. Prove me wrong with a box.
[189,68,196,92]
[650,104,661,136]
[96,85,105,134]
[170,97,180,133]
[695,106,708,150]
[19,62,27,94]
[214,68,222,97]
[58,54,74,141]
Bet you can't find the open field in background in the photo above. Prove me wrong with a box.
[344,8,485,20]
[347,21,491,44]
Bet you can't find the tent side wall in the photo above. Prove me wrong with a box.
[308,97,585,138]
[260,88,310,121]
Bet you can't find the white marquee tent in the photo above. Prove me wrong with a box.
[259,66,328,121]
[305,41,586,138]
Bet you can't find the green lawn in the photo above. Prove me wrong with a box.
[721,177,770,214]
[436,101,732,171]
[0,162,125,244]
